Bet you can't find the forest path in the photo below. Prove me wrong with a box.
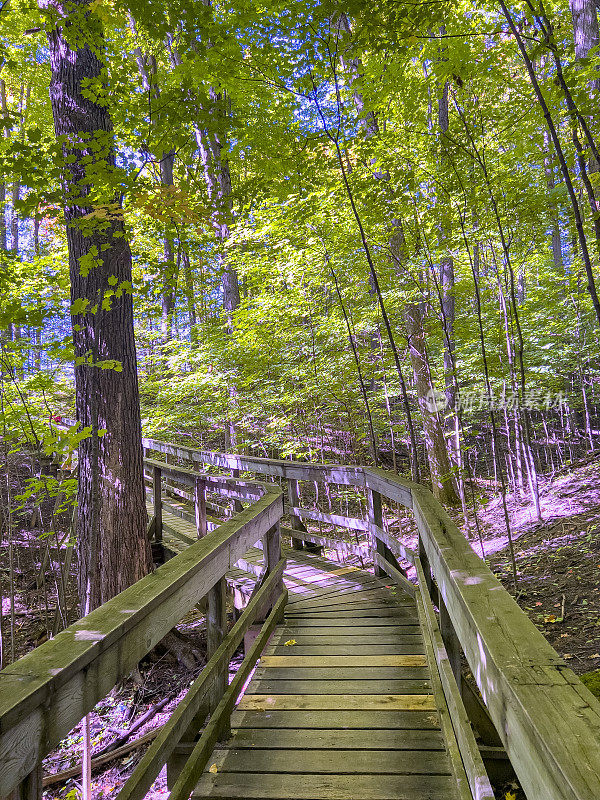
[193,552,460,800]
[155,497,464,800]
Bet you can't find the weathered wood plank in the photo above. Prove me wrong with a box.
[289,506,368,532]
[373,552,416,598]
[143,438,366,486]
[265,644,426,656]
[229,709,442,730]
[236,693,436,711]
[281,525,366,558]
[205,747,451,774]
[251,666,430,681]
[222,727,445,750]
[364,467,416,508]
[283,610,419,623]
[269,625,421,637]
[245,679,432,694]
[267,634,424,646]
[369,523,416,565]
[258,655,427,668]
[193,772,456,799]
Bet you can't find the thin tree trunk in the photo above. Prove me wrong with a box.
[404,302,458,505]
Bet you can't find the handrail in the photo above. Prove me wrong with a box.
[115,562,287,800]
[23,426,600,800]
[141,436,600,800]
[0,457,284,799]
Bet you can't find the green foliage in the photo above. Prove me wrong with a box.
[1,0,599,474]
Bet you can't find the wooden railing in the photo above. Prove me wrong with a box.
[141,437,600,800]
[0,457,285,800]
[3,428,600,800]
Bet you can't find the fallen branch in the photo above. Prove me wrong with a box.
[42,727,163,787]
[93,696,171,759]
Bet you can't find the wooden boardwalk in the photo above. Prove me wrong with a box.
[194,551,461,799]
[5,443,600,800]
[151,495,470,799]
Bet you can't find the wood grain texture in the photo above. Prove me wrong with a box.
[236,694,436,711]
[193,772,456,799]
[258,655,427,668]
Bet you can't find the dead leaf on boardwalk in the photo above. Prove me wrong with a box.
[284,639,297,646]
[209,764,218,774]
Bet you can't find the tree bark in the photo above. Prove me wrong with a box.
[569,0,600,170]
[404,302,458,505]
[41,0,151,611]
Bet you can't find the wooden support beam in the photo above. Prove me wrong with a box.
[194,478,207,539]
[5,766,42,800]
[439,597,462,690]
[366,488,385,577]
[372,553,416,598]
[287,479,305,551]
[369,523,416,565]
[231,468,244,513]
[153,465,163,544]
[289,505,367,532]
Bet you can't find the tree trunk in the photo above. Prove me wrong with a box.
[10,182,19,253]
[159,151,177,342]
[182,250,197,343]
[42,0,151,612]
[569,0,599,172]
[195,86,240,448]
[404,302,458,505]
[543,129,565,273]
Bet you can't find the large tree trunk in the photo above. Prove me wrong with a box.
[42,0,151,612]
[195,91,240,321]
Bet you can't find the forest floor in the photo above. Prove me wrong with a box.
[477,453,600,675]
[2,451,599,799]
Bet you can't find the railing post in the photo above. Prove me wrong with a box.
[231,467,244,513]
[153,465,163,543]
[207,577,229,732]
[264,523,284,612]
[418,536,439,606]
[367,487,385,577]
[287,478,305,550]
[194,477,207,539]
[439,597,462,690]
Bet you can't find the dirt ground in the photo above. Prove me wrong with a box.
[478,456,600,674]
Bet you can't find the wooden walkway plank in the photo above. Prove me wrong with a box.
[193,772,458,799]
[229,708,443,730]
[145,511,465,800]
[245,679,432,694]
[222,727,446,750]
[189,553,462,800]
[204,748,452,774]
